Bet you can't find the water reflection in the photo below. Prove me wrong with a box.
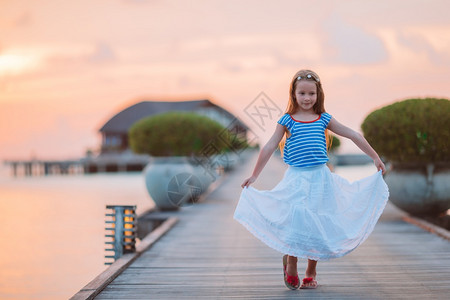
[0,168,153,299]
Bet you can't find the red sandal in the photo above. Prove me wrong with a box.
[300,277,318,289]
[282,255,299,290]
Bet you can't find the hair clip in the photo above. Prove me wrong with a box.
[297,74,320,82]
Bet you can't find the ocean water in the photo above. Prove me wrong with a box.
[0,164,154,300]
[0,162,378,299]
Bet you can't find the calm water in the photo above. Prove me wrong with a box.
[0,164,154,300]
[0,163,378,299]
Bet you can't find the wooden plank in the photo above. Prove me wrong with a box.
[403,214,450,240]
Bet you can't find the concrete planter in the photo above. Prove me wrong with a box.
[143,157,214,210]
[212,152,239,171]
[385,163,450,216]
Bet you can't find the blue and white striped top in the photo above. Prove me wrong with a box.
[277,112,332,167]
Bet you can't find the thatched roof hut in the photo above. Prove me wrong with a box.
[99,99,248,153]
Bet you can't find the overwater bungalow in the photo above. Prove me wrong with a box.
[83,99,250,173]
[99,99,249,154]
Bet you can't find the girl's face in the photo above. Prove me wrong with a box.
[295,80,317,112]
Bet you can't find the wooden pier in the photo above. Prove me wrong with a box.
[3,153,150,176]
[75,153,450,299]
[3,159,84,176]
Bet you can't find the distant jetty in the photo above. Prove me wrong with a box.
[3,152,150,177]
[4,159,84,176]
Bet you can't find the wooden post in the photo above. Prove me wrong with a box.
[25,163,32,176]
[44,162,50,175]
[11,163,18,177]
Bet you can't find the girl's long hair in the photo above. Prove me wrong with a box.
[279,69,333,155]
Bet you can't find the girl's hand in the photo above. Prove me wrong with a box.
[374,157,386,175]
[241,176,257,188]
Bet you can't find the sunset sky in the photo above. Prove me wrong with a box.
[1,0,449,160]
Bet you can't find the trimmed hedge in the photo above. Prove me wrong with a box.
[361,98,450,165]
[329,134,341,153]
[129,112,247,156]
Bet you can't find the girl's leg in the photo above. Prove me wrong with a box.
[286,255,298,276]
[283,255,300,289]
[300,259,318,288]
[305,259,317,278]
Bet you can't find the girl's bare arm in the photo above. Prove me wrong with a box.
[328,117,386,174]
[241,124,286,188]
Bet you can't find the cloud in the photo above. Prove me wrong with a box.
[86,42,116,64]
[323,14,388,65]
[221,60,243,73]
[13,11,33,27]
[397,32,450,66]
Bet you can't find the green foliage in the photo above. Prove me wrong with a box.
[129,112,248,156]
[361,98,450,164]
[329,134,341,153]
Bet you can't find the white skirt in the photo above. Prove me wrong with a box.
[233,164,389,261]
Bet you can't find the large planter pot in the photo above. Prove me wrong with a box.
[144,157,201,210]
[211,151,242,172]
[385,163,450,216]
[191,164,215,191]
[143,157,214,210]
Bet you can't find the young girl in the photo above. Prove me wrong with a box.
[234,69,389,290]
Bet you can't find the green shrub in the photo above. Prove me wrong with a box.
[329,134,341,153]
[129,112,247,156]
[361,98,450,165]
